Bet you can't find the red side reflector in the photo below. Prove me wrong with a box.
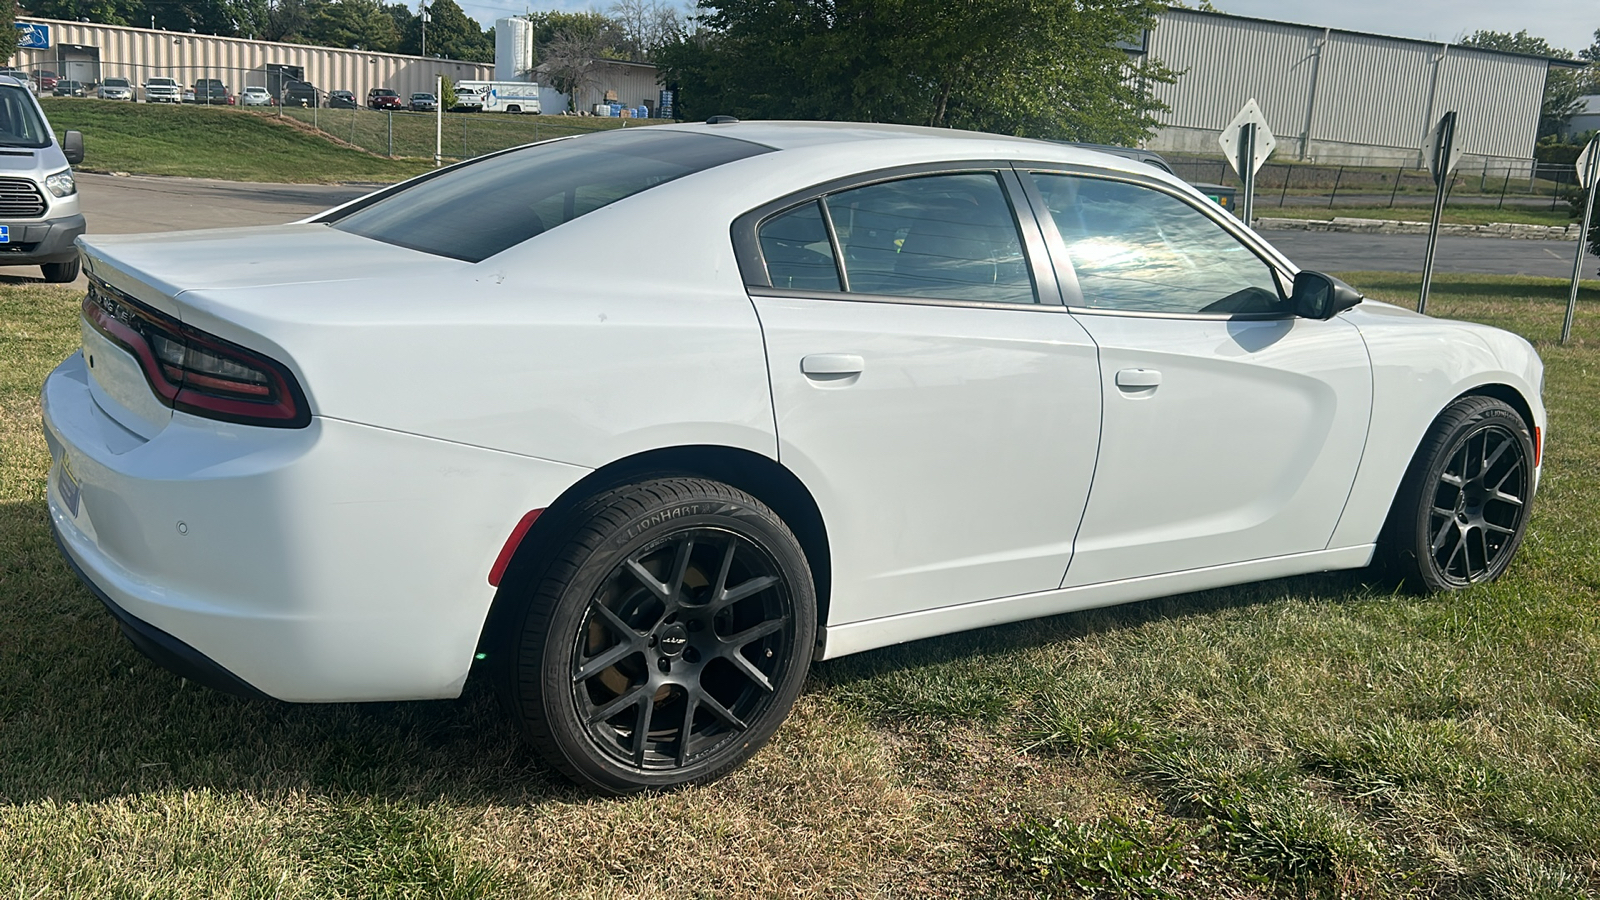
[489,509,544,587]
[1533,426,1542,468]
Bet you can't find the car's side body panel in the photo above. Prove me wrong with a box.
[1062,313,1372,586]
[1328,300,1545,550]
[754,294,1103,625]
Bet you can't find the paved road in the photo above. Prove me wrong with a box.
[1260,229,1592,279]
[0,173,1589,287]
[0,173,375,287]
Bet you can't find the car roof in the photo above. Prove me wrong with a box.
[643,120,1168,183]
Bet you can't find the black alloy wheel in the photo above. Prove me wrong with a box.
[1383,396,1535,591]
[507,478,815,793]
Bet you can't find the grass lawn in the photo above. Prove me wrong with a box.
[39,98,434,183]
[1269,206,1577,229]
[3,274,1600,897]
[268,105,647,162]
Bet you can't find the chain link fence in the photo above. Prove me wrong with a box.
[1165,154,1582,215]
[274,104,652,163]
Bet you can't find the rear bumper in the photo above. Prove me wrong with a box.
[0,213,85,265]
[43,350,591,702]
[51,519,271,700]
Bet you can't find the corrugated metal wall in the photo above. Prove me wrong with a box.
[1145,9,1551,162]
[14,16,491,103]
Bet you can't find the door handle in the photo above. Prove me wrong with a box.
[1115,368,1162,390]
[801,354,865,377]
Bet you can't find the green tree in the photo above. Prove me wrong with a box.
[400,0,490,60]
[1460,29,1583,138]
[655,0,1173,144]
[307,0,399,50]
[0,0,18,64]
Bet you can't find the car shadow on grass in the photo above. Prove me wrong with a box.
[1,488,1387,807]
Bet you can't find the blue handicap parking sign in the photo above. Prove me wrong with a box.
[15,23,50,49]
[0,226,10,244]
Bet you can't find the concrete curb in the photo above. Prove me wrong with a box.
[1254,216,1582,241]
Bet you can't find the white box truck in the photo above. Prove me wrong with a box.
[454,81,542,114]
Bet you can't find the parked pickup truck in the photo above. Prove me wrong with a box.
[143,76,181,103]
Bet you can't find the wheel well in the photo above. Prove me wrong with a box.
[1458,383,1536,440]
[478,446,832,655]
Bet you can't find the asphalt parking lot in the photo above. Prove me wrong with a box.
[0,173,373,287]
[0,173,1589,288]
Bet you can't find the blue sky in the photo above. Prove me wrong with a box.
[453,0,1596,57]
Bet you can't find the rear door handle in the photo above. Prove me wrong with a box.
[801,354,865,377]
[1114,368,1162,390]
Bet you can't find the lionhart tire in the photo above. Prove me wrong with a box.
[1384,396,1535,592]
[506,478,816,793]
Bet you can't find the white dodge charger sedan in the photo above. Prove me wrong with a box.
[42,121,1543,792]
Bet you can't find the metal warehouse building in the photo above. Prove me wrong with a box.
[1135,9,1578,166]
[12,16,491,104]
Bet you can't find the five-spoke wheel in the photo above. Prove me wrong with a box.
[1384,396,1535,591]
[505,478,815,793]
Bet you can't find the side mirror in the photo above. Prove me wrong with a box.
[1292,271,1363,320]
[62,129,84,165]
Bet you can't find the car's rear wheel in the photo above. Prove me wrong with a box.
[42,257,80,283]
[1381,395,1534,591]
[505,477,816,793]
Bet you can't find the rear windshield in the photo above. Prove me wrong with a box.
[328,129,772,262]
[0,85,49,148]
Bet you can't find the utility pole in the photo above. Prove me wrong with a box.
[420,1,429,58]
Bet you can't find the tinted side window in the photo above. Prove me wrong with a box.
[1031,174,1283,315]
[758,201,841,291]
[330,130,771,262]
[823,173,1035,304]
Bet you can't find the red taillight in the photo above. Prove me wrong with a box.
[83,278,311,428]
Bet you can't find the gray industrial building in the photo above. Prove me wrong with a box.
[10,16,492,104]
[1135,9,1581,167]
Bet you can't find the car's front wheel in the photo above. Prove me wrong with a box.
[1381,395,1535,591]
[505,477,816,793]
[42,257,80,283]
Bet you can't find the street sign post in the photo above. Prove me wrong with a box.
[1219,99,1276,226]
[1564,138,1599,344]
[1418,111,1460,315]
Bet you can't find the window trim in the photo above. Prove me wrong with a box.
[1017,164,1299,321]
[732,161,1063,309]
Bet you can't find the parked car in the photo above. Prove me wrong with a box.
[0,67,36,94]
[328,89,356,109]
[240,85,274,107]
[281,81,318,108]
[96,76,135,101]
[44,123,1546,795]
[181,87,196,103]
[52,80,85,98]
[366,87,403,110]
[0,76,86,281]
[408,91,438,112]
[190,78,231,105]
[33,69,57,91]
[143,76,181,103]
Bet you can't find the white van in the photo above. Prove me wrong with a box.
[0,75,85,282]
[454,81,541,114]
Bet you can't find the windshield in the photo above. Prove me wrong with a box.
[105,78,129,87]
[0,85,50,148]
[148,78,175,86]
[328,129,772,262]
